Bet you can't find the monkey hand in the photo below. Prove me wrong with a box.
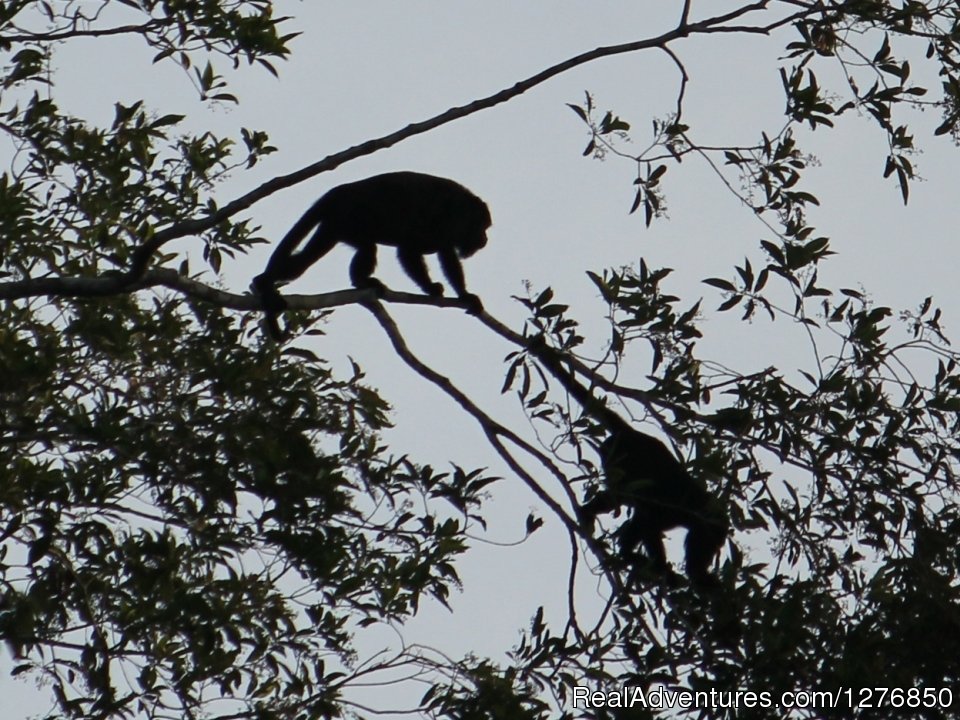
[426,282,445,297]
[460,292,484,314]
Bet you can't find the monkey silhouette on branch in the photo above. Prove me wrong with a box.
[253,172,492,339]
[532,343,728,587]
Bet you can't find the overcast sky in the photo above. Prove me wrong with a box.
[5,1,960,716]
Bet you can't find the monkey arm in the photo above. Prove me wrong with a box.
[438,248,483,313]
[398,246,444,296]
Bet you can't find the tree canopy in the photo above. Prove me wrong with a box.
[2,2,960,719]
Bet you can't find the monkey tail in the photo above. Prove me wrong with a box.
[250,278,286,340]
[252,198,326,340]
[260,197,326,279]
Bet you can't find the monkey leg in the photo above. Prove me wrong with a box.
[249,278,287,341]
[683,521,726,586]
[617,518,670,574]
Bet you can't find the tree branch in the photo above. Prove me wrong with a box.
[0,269,480,313]
[364,301,660,633]
[0,20,171,43]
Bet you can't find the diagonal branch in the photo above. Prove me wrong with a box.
[364,301,658,636]
[362,301,578,519]
[362,300,588,630]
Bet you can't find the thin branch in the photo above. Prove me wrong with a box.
[0,20,170,43]
[661,45,689,124]
[123,0,789,279]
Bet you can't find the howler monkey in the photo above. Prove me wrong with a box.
[252,172,492,338]
[534,345,728,586]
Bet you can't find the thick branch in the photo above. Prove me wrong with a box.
[0,269,478,313]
